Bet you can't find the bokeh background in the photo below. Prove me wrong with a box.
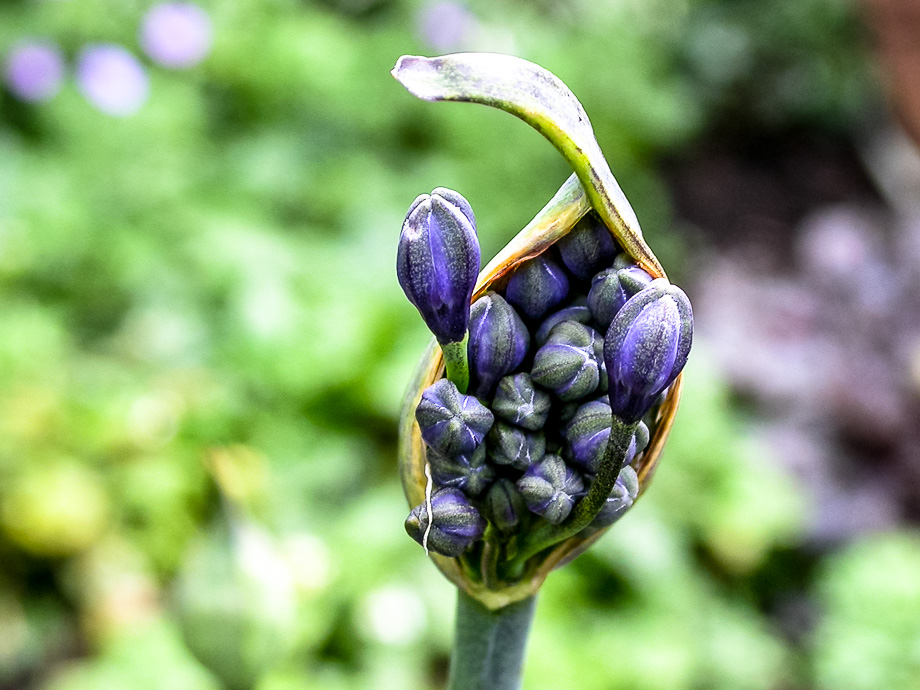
[2,1,920,689]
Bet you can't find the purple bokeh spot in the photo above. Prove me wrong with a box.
[417,1,478,52]
[141,3,213,69]
[77,45,149,117]
[4,42,64,103]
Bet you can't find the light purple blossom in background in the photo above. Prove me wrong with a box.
[76,44,149,116]
[141,3,213,69]
[4,41,64,103]
[417,1,478,52]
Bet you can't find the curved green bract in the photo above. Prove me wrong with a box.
[391,53,665,279]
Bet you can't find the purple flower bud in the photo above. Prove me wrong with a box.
[617,264,653,295]
[397,188,480,345]
[484,479,526,535]
[468,292,529,400]
[564,400,649,473]
[4,42,64,103]
[428,444,495,497]
[531,321,600,401]
[405,488,486,557]
[76,44,149,117]
[604,279,693,423]
[141,3,213,69]
[556,214,617,281]
[491,373,551,431]
[587,269,628,330]
[591,466,639,528]
[487,420,546,471]
[516,455,584,525]
[535,301,592,346]
[416,379,493,457]
[505,255,570,320]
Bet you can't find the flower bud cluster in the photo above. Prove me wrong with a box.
[404,212,692,558]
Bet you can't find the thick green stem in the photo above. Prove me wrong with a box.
[505,418,638,571]
[448,591,536,690]
[441,334,470,394]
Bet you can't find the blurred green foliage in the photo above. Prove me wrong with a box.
[0,1,915,689]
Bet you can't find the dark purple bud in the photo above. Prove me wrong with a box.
[565,401,649,473]
[604,280,693,423]
[428,445,495,497]
[531,321,600,401]
[516,455,585,525]
[468,292,529,400]
[556,214,617,281]
[4,42,64,103]
[484,479,527,535]
[505,255,570,320]
[587,268,628,330]
[397,188,480,344]
[535,301,592,346]
[491,373,551,431]
[405,488,486,557]
[416,379,493,456]
[590,466,639,528]
[617,264,653,295]
[487,420,546,471]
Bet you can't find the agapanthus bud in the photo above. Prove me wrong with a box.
[587,269,628,330]
[535,302,593,346]
[555,214,617,281]
[565,400,649,473]
[505,255,570,320]
[604,280,693,423]
[416,379,494,456]
[468,292,530,399]
[531,321,600,401]
[397,188,480,344]
[484,479,527,535]
[487,420,546,471]
[428,445,495,498]
[516,455,585,525]
[491,373,551,431]
[591,466,639,528]
[405,488,486,557]
[617,264,653,295]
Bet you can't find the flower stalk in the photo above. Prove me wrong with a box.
[448,592,536,690]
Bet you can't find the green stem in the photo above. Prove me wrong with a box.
[441,334,470,394]
[506,418,638,570]
[448,591,536,690]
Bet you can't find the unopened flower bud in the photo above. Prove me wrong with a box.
[505,255,570,320]
[487,420,546,470]
[416,379,494,456]
[617,264,653,295]
[604,280,693,422]
[587,268,628,330]
[397,188,480,344]
[556,214,617,281]
[405,488,486,557]
[565,400,649,473]
[591,466,639,528]
[517,455,585,525]
[468,292,530,399]
[535,301,593,346]
[531,321,600,401]
[484,479,527,535]
[428,445,495,497]
[491,373,551,431]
